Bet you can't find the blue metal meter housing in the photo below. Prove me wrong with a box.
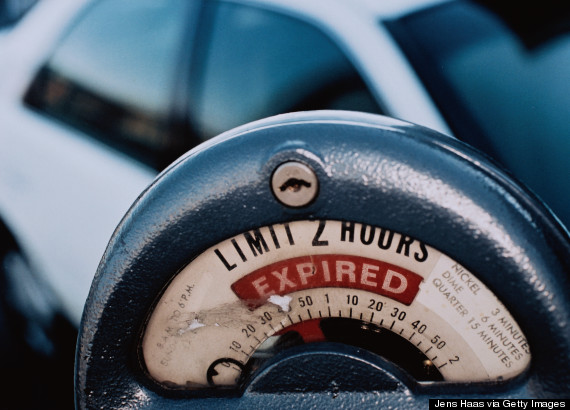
[75,111,570,408]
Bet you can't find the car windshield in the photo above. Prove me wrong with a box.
[387,1,570,228]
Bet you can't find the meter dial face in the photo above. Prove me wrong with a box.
[142,220,531,389]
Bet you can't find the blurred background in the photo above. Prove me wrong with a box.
[0,0,568,408]
[0,0,36,28]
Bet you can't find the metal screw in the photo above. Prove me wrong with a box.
[271,161,318,208]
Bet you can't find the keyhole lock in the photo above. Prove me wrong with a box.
[271,161,319,208]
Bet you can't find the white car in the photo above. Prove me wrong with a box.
[0,0,568,408]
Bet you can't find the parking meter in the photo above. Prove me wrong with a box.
[75,111,570,408]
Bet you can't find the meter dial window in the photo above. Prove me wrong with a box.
[142,220,530,389]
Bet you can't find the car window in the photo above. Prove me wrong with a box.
[24,0,190,169]
[191,1,382,140]
[0,0,37,28]
[387,2,570,228]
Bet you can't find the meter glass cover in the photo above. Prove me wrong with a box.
[142,220,530,388]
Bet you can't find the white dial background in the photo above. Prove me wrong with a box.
[142,220,530,388]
